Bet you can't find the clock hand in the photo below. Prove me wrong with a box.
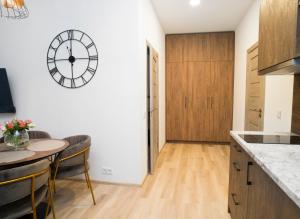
[70,39,73,56]
[71,63,74,80]
[66,46,71,56]
[54,58,69,62]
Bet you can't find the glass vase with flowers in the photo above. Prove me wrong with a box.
[0,119,34,150]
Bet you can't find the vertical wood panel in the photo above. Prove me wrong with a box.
[186,62,211,141]
[166,62,188,140]
[210,61,234,142]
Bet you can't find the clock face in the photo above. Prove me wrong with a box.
[47,30,98,88]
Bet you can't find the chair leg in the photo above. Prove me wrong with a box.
[53,161,60,193]
[49,180,56,219]
[84,170,96,205]
[31,178,37,219]
[46,178,56,219]
[84,172,90,189]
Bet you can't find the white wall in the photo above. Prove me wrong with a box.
[0,0,165,185]
[138,0,166,180]
[233,0,294,132]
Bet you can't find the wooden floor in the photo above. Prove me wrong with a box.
[51,143,231,219]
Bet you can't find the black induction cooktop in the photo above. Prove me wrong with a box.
[239,134,300,144]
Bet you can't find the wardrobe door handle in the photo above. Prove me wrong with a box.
[233,144,242,153]
[247,161,253,185]
[233,162,241,172]
[185,96,187,109]
[207,97,210,110]
[210,97,213,109]
[231,193,239,206]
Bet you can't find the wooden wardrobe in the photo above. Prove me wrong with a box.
[166,32,234,142]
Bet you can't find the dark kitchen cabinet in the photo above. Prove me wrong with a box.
[258,0,300,75]
[228,141,248,219]
[228,139,300,219]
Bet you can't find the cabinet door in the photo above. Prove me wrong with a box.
[166,63,188,140]
[183,33,210,62]
[210,32,234,61]
[166,35,184,63]
[186,62,211,141]
[258,0,298,71]
[210,61,233,142]
[247,158,300,219]
[228,141,249,219]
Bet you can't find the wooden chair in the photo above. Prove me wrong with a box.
[52,135,96,205]
[0,159,55,219]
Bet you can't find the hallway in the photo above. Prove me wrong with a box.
[53,143,230,219]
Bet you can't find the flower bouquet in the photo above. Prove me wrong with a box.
[0,119,35,150]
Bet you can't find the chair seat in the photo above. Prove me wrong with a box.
[0,185,47,219]
[54,164,89,179]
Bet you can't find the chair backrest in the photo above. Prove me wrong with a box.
[0,159,50,206]
[28,131,51,139]
[59,135,91,167]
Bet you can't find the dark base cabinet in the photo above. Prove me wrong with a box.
[228,139,300,219]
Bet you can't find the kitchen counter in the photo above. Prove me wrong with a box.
[230,131,300,208]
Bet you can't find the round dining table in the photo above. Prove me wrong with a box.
[0,139,69,170]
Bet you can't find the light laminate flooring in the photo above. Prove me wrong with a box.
[51,143,231,219]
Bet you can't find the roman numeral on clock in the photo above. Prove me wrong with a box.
[87,42,94,49]
[89,55,98,61]
[67,30,74,40]
[81,76,87,84]
[87,67,96,75]
[71,79,76,88]
[59,76,65,86]
[50,67,59,76]
[47,57,55,63]
[56,35,63,44]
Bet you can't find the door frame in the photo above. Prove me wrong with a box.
[146,42,159,174]
[244,42,265,130]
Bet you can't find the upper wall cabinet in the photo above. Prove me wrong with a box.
[183,33,211,61]
[166,35,184,63]
[258,0,300,75]
[210,32,235,61]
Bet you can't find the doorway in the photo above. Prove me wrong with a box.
[147,44,159,174]
[245,43,265,131]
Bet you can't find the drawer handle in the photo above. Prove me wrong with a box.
[233,162,241,172]
[247,161,253,185]
[233,144,242,153]
[231,193,239,206]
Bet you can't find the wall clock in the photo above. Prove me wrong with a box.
[47,29,98,88]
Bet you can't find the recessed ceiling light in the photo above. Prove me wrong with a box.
[189,0,201,7]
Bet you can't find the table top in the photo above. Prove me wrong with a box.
[0,139,69,168]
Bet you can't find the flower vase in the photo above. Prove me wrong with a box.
[4,130,30,150]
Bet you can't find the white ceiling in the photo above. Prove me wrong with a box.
[151,0,254,34]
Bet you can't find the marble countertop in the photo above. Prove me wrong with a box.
[230,131,300,208]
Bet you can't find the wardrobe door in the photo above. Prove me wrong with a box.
[166,63,189,141]
[184,33,211,62]
[210,32,235,61]
[166,35,184,63]
[210,61,233,142]
[186,61,211,141]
